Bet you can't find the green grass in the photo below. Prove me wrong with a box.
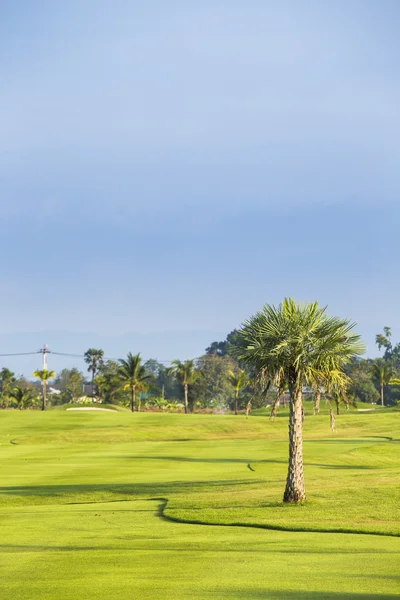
[50,402,128,411]
[0,410,399,599]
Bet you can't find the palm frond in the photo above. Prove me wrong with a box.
[234,297,364,391]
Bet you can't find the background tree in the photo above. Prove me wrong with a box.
[32,369,56,411]
[95,360,127,405]
[228,369,249,415]
[191,355,236,412]
[84,348,105,396]
[375,326,400,367]
[0,368,16,408]
[168,360,203,414]
[54,368,85,404]
[118,353,151,412]
[144,359,183,401]
[375,326,392,358]
[206,330,242,359]
[236,298,364,503]
[344,358,378,404]
[370,359,393,407]
[9,385,37,410]
[388,378,400,404]
[373,326,400,405]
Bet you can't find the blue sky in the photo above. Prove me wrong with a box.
[0,0,399,369]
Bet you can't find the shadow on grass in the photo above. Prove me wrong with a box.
[305,439,393,444]
[361,436,393,441]
[0,479,261,499]
[215,590,398,599]
[123,456,374,469]
[0,544,130,552]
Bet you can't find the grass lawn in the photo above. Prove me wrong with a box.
[0,407,399,599]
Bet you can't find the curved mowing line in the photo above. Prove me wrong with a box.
[30,497,399,539]
[151,497,400,539]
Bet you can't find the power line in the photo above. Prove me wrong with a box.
[49,351,181,364]
[50,351,87,358]
[0,349,205,365]
[0,351,40,357]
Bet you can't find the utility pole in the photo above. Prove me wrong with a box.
[42,344,48,370]
[37,345,49,411]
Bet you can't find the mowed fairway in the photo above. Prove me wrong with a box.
[0,409,399,599]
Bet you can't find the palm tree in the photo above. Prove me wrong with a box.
[314,368,352,416]
[118,353,151,412]
[9,385,36,410]
[32,369,56,411]
[370,359,393,406]
[228,369,248,414]
[326,389,348,415]
[167,360,202,414]
[84,348,105,396]
[235,298,364,503]
[269,367,286,421]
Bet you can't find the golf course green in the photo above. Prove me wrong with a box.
[0,408,399,599]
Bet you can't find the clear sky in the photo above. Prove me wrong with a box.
[1,0,399,367]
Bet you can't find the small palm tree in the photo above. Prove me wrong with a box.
[370,360,393,406]
[228,369,249,415]
[118,353,151,412]
[311,368,349,416]
[236,298,364,503]
[325,388,350,415]
[32,369,55,411]
[167,360,202,414]
[9,386,36,410]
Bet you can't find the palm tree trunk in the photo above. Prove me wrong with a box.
[283,385,306,503]
[245,400,251,418]
[42,382,46,411]
[270,392,281,420]
[380,383,384,407]
[131,385,135,412]
[184,384,189,414]
[336,400,340,415]
[235,389,238,415]
[330,409,335,432]
[313,387,321,415]
[138,393,141,413]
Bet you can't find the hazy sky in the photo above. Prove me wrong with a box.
[1,0,399,362]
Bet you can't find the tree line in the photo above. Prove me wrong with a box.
[1,324,399,414]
